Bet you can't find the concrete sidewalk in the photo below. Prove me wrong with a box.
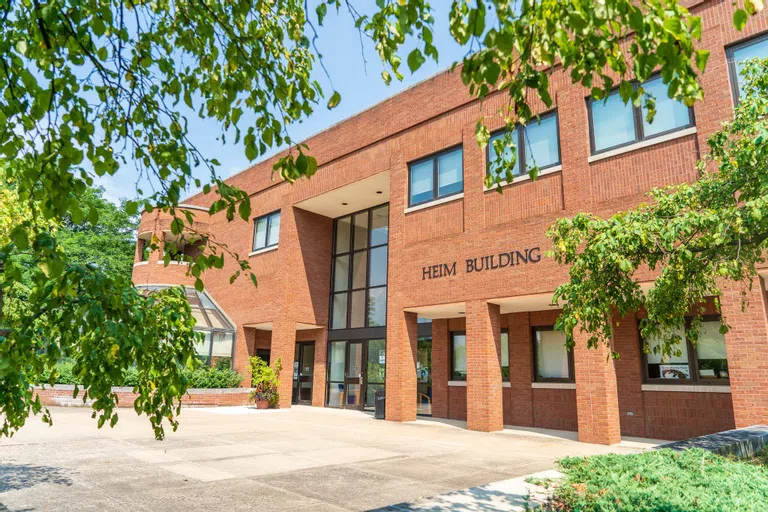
[0,406,662,511]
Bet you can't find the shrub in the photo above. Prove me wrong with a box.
[553,448,768,511]
[249,356,282,407]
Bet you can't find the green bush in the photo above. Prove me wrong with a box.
[553,448,768,511]
[249,356,283,407]
[41,359,243,389]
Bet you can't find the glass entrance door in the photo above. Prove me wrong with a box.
[326,339,386,410]
[345,341,364,409]
[416,337,432,415]
[292,342,314,405]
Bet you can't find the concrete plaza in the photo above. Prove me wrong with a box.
[0,405,661,511]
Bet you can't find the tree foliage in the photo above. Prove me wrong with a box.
[549,59,768,360]
[0,0,763,437]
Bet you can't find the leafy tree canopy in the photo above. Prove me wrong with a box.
[0,0,763,438]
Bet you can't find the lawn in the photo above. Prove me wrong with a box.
[548,447,768,511]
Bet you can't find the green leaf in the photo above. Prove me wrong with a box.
[695,49,710,72]
[316,3,327,25]
[407,49,426,73]
[663,18,683,37]
[327,91,341,109]
[733,9,748,31]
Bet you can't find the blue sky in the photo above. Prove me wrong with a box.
[96,4,468,203]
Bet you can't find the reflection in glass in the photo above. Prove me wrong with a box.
[645,326,689,380]
[253,217,268,249]
[352,251,367,289]
[438,149,463,197]
[525,115,560,169]
[328,341,346,381]
[535,330,570,380]
[452,333,467,380]
[417,337,432,415]
[696,321,729,380]
[267,212,280,246]
[732,37,768,99]
[353,213,368,250]
[365,383,384,409]
[370,206,389,246]
[501,331,510,381]
[347,342,363,378]
[488,129,520,178]
[366,339,386,383]
[327,382,344,407]
[332,293,348,329]
[350,290,366,328]
[641,77,691,137]
[592,91,637,152]
[367,287,387,327]
[333,255,349,292]
[346,384,361,407]
[369,247,388,287]
[410,160,434,205]
[335,216,351,254]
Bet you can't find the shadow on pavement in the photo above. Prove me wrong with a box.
[0,463,73,493]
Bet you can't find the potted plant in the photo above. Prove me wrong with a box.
[248,356,282,409]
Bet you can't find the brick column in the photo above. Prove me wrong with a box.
[385,311,418,422]
[431,319,449,418]
[612,314,646,437]
[466,300,503,432]
[271,320,296,409]
[720,277,768,427]
[311,328,328,407]
[573,329,621,445]
[507,312,534,427]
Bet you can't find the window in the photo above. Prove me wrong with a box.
[137,286,236,368]
[252,210,281,251]
[501,329,510,382]
[533,326,574,382]
[330,205,389,330]
[451,331,467,381]
[642,316,729,384]
[487,112,561,182]
[727,33,768,104]
[408,147,463,207]
[137,237,150,262]
[588,76,694,154]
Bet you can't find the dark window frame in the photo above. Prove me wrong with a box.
[639,314,729,386]
[407,145,464,208]
[450,330,467,381]
[329,204,389,331]
[532,325,575,383]
[586,75,696,156]
[501,328,510,383]
[486,110,562,182]
[726,31,768,106]
[252,210,281,251]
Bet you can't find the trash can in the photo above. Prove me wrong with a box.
[374,389,386,420]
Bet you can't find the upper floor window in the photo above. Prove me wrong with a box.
[408,147,463,207]
[488,112,560,181]
[642,317,729,384]
[533,326,574,383]
[588,76,694,155]
[727,33,768,104]
[252,210,280,251]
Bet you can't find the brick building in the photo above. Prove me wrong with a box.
[133,3,768,444]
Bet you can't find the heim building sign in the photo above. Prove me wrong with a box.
[422,247,542,280]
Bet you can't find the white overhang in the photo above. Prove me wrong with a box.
[404,302,466,319]
[489,292,560,314]
[242,322,324,331]
[294,172,390,218]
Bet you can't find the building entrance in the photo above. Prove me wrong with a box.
[292,341,314,405]
[326,339,386,410]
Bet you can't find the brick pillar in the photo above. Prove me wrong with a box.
[612,314,646,437]
[431,319,449,418]
[311,328,328,407]
[466,300,503,432]
[573,329,621,445]
[271,320,296,409]
[720,277,768,427]
[507,312,534,427]
[386,311,418,422]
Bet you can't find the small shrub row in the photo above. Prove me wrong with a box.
[42,359,243,389]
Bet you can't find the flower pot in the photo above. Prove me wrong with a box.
[255,399,269,409]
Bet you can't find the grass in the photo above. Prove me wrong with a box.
[550,448,768,511]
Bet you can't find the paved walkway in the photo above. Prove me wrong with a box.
[0,406,662,511]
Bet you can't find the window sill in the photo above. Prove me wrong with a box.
[133,261,149,267]
[404,193,464,214]
[249,245,278,257]
[483,165,562,192]
[641,383,731,393]
[588,127,697,163]
[532,382,576,390]
[502,382,511,388]
[448,380,467,387]
[157,260,189,266]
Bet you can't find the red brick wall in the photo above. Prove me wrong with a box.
[36,386,253,408]
[448,385,467,421]
[532,389,578,432]
[643,391,735,440]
